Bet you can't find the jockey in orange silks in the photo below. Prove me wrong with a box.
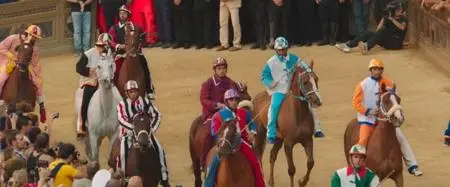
[204,89,265,187]
[0,25,46,123]
[352,59,423,176]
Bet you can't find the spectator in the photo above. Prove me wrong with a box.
[27,126,42,146]
[154,0,173,48]
[192,0,215,49]
[6,130,27,160]
[172,0,194,49]
[49,143,86,187]
[216,0,242,51]
[268,0,289,49]
[72,161,99,187]
[67,0,94,56]
[249,0,268,50]
[16,115,32,145]
[127,176,143,187]
[351,0,370,39]
[3,158,26,184]
[8,168,27,187]
[336,1,407,54]
[26,132,55,184]
[317,0,340,46]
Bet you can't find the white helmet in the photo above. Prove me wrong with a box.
[274,37,288,50]
[349,144,367,156]
[125,80,139,91]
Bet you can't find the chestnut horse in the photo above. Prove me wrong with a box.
[344,83,404,187]
[253,61,322,187]
[189,83,251,187]
[1,40,36,110]
[204,119,255,187]
[117,23,148,98]
[108,112,161,187]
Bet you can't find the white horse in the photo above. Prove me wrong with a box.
[75,51,122,162]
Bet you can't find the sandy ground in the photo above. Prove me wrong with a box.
[41,45,450,187]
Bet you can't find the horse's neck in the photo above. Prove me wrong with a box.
[98,86,114,114]
[289,94,311,120]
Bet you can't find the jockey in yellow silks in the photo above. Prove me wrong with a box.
[0,25,46,123]
[352,59,423,176]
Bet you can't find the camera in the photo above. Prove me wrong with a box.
[37,160,49,168]
[383,1,403,18]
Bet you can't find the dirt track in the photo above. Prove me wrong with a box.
[41,45,450,186]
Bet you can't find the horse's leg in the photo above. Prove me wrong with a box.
[298,139,314,187]
[108,131,119,158]
[190,139,202,187]
[84,133,92,160]
[394,173,404,187]
[268,138,283,187]
[89,132,100,162]
[254,124,267,164]
[283,142,296,187]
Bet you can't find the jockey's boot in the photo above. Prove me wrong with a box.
[445,136,450,146]
[314,131,325,138]
[408,166,423,176]
[317,23,329,46]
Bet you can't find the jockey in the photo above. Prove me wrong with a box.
[75,33,113,138]
[261,36,325,144]
[331,145,380,187]
[200,57,239,169]
[352,59,423,176]
[108,5,155,100]
[0,25,46,123]
[116,80,170,187]
[204,89,265,187]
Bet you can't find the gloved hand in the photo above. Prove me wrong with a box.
[368,108,380,116]
[39,103,47,123]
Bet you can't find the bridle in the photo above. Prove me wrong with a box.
[292,62,320,102]
[130,113,153,149]
[377,91,403,122]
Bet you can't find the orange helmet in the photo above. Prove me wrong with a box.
[368,59,384,70]
[25,25,42,39]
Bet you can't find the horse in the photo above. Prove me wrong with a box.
[344,83,404,187]
[189,82,251,187]
[252,61,322,187]
[81,51,122,162]
[204,119,255,187]
[108,112,161,187]
[116,23,148,98]
[1,40,37,110]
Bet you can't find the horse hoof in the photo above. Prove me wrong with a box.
[298,179,307,187]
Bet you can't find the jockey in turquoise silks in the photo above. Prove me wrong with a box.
[261,37,325,144]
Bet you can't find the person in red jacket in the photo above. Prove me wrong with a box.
[128,0,158,46]
[199,57,239,169]
[205,89,265,187]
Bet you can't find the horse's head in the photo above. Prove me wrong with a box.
[216,119,241,159]
[291,60,322,107]
[378,83,404,127]
[132,112,152,149]
[15,41,34,72]
[236,82,251,101]
[96,50,115,89]
[124,23,145,58]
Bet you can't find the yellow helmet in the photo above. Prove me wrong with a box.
[368,59,384,70]
[25,25,42,39]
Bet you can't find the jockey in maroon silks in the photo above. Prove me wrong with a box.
[207,89,265,187]
[199,57,239,169]
[108,5,155,99]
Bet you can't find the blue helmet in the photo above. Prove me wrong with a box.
[274,37,288,50]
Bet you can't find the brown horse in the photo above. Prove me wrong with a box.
[189,82,251,187]
[108,112,161,187]
[1,40,37,110]
[344,83,404,187]
[117,23,147,97]
[204,119,255,187]
[252,61,322,187]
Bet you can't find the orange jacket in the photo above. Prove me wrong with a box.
[352,76,394,115]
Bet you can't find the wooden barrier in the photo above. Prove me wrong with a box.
[408,0,450,74]
[0,0,97,57]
